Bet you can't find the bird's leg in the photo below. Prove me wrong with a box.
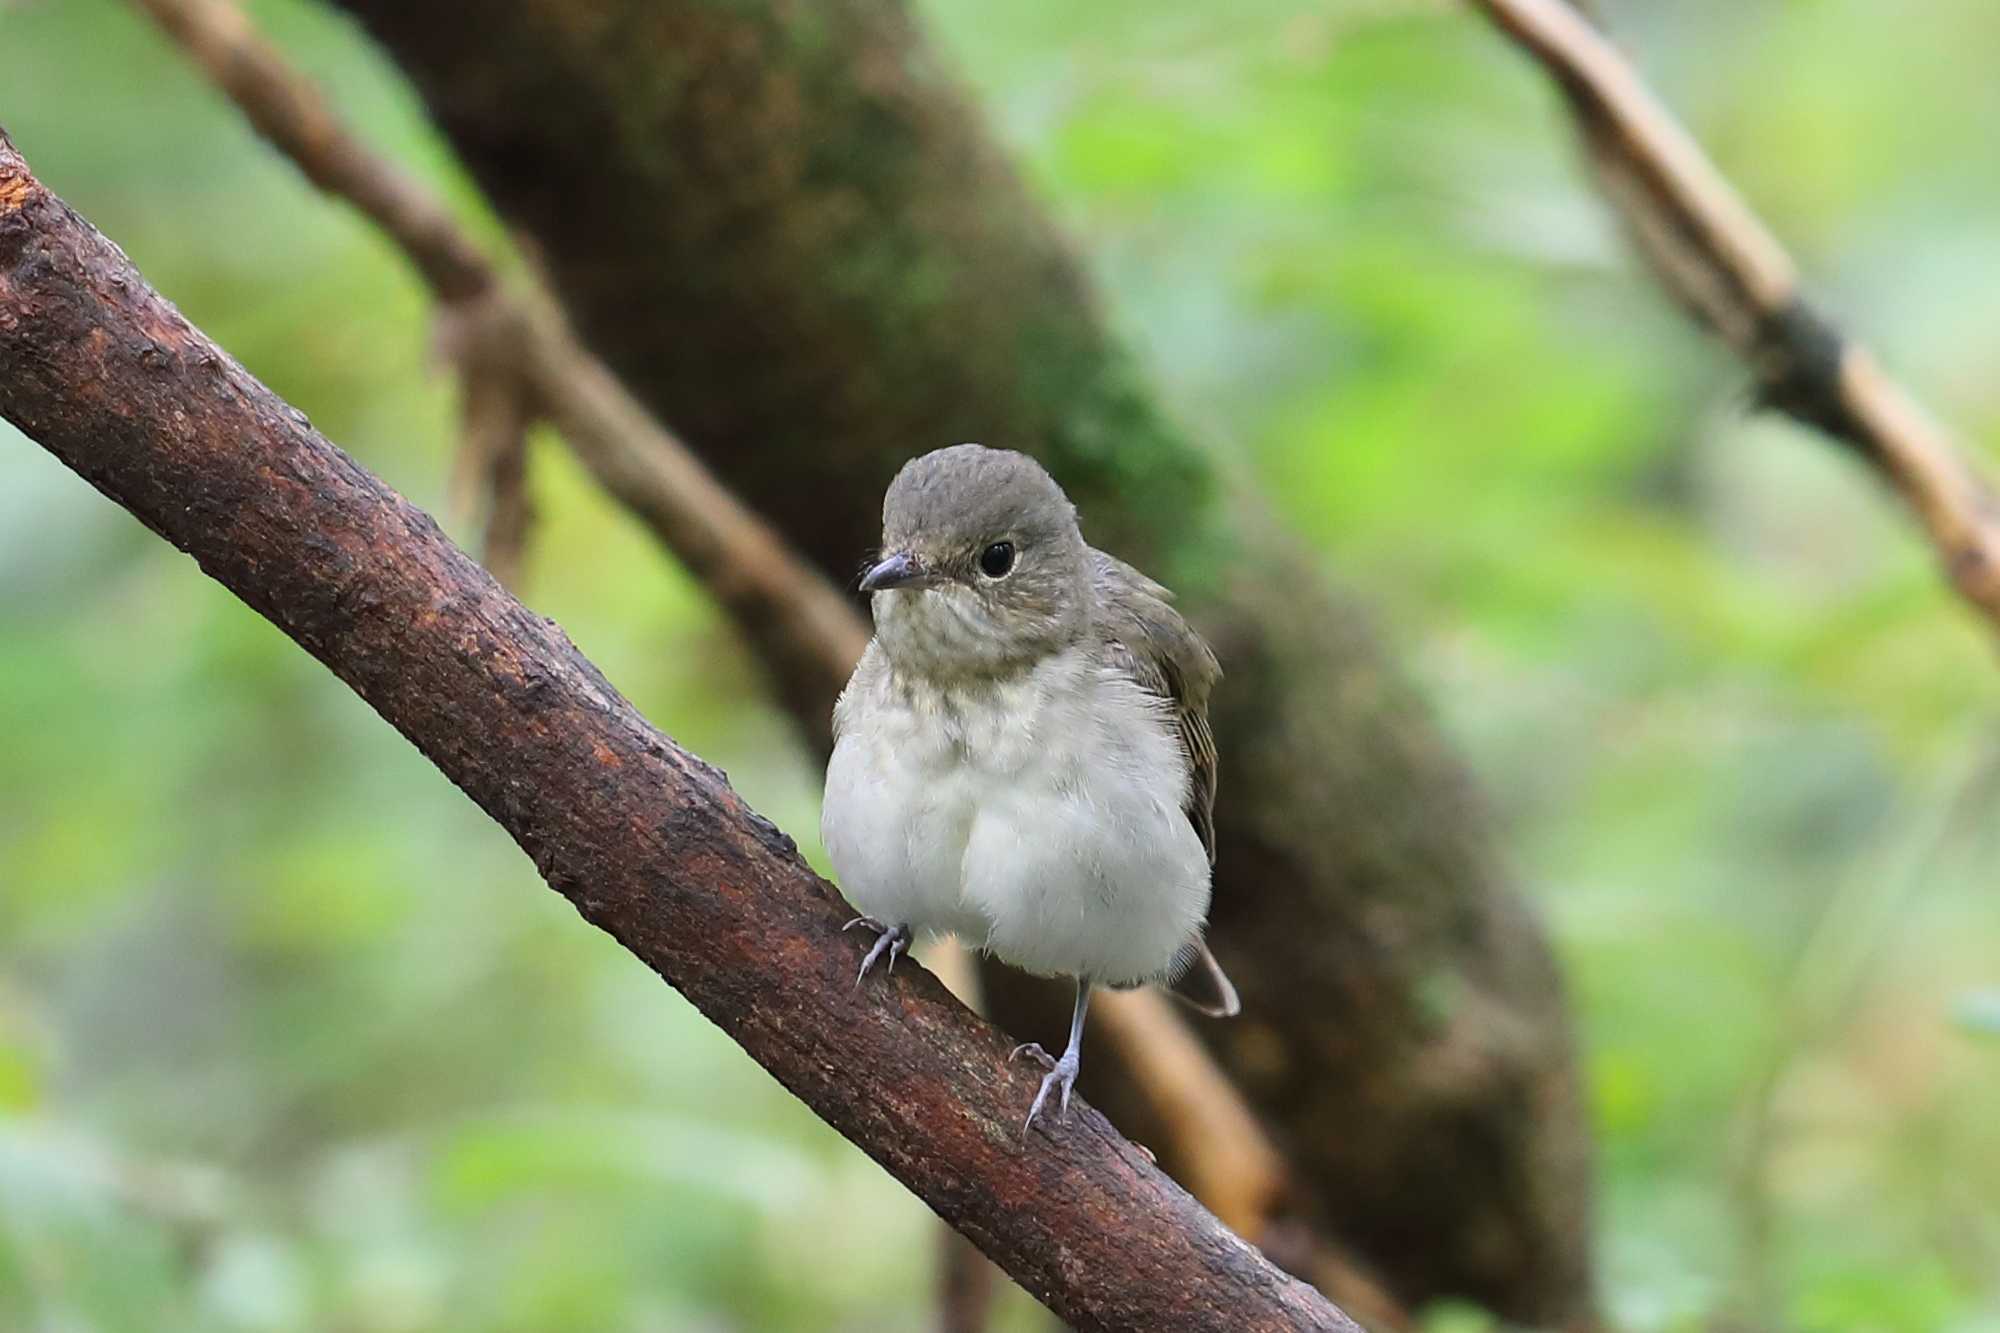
[1011,976,1092,1135]
[843,916,911,986]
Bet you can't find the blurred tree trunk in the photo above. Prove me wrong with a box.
[329,0,1597,1322]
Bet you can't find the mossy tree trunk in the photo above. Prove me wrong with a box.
[330,0,1597,1322]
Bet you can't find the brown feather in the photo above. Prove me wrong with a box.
[1090,549,1221,859]
[1090,550,1238,1017]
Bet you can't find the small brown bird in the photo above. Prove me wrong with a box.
[821,444,1237,1134]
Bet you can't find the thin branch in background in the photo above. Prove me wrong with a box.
[938,1232,1001,1333]
[0,130,1361,1332]
[1470,0,2000,638]
[129,0,537,582]
[128,0,868,711]
[1095,990,1291,1238]
[133,0,491,302]
[441,293,537,588]
[478,414,533,590]
[1095,991,1414,1332]
[119,0,1403,1315]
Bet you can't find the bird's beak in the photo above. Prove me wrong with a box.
[860,550,932,593]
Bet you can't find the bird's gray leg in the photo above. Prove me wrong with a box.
[843,916,911,986]
[1011,977,1092,1135]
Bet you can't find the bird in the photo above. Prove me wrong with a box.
[821,443,1238,1135]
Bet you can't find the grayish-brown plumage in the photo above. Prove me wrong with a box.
[821,444,1237,1135]
[1092,548,1222,865]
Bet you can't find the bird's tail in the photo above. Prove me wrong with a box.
[1164,939,1240,1018]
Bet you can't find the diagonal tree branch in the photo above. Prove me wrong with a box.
[0,127,1356,1333]
[129,0,491,304]
[1470,0,2000,635]
[305,2,1602,1321]
[115,6,1407,1321]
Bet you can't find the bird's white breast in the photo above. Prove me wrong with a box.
[821,642,1211,986]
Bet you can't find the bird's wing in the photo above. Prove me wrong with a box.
[1090,549,1221,861]
[1091,550,1239,1018]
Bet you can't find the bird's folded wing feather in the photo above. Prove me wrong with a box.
[1090,550,1238,1018]
[1090,549,1220,859]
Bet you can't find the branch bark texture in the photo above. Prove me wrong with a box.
[324,2,1599,1322]
[0,129,1354,1333]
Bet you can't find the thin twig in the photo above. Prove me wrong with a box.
[130,0,867,714]
[442,292,537,588]
[141,0,531,586]
[133,0,489,301]
[1471,0,2000,636]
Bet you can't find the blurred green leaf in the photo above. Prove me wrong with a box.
[1955,990,2000,1040]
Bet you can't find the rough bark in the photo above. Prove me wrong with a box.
[0,128,1356,1333]
[323,1,1598,1322]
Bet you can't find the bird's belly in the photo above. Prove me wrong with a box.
[960,671,1210,987]
[821,710,987,939]
[962,759,1208,987]
[822,655,1211,981]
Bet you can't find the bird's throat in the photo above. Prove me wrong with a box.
[874,586,1032,684]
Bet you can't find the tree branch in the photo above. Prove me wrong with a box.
[441,293,537,588]
[0,127,1356,1333]
[133,0,490,302]
[118,4,1397,1314]
[1470,0,2000,634]
[128,0,867,732]
[1094,990,1413,1331]
[310,2,1600,1321]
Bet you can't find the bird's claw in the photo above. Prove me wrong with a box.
[1012,1041,1079,1135]
[844,916,910,987]
[1009,1041,1055,1069]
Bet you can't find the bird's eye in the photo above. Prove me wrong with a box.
[978,541,1016,579]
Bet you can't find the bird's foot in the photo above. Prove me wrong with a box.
[843,916,911,986]
[1010,1041,1080,1135]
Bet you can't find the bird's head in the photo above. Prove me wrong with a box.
[862,444,1090,680]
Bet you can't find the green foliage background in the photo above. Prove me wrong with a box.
[2,1,1997,1328]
